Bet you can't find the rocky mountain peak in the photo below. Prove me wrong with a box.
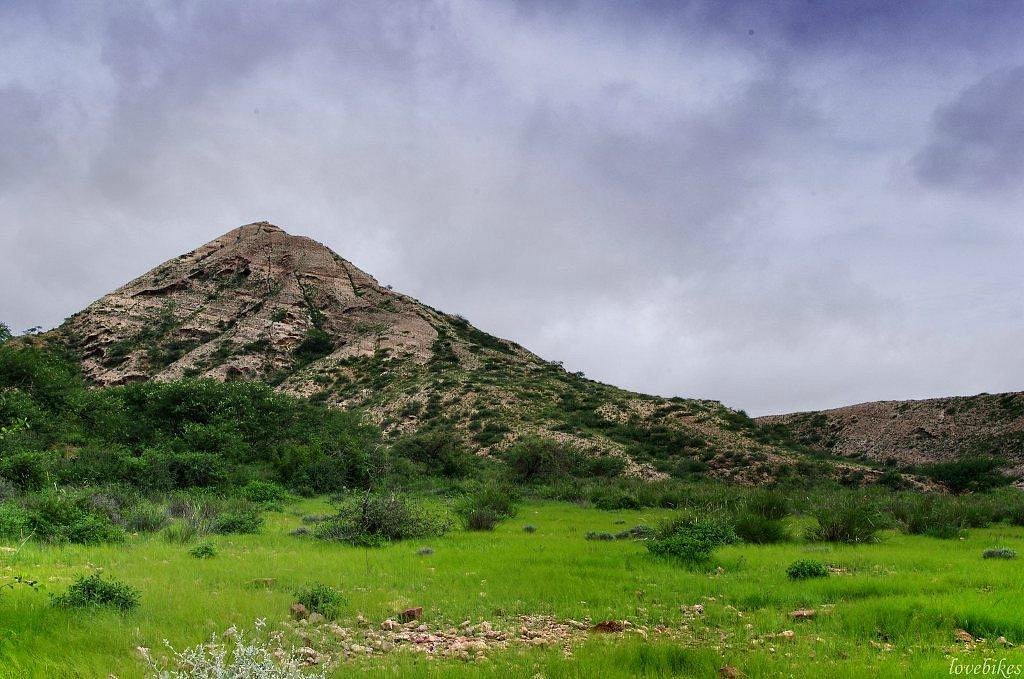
[61,221,460,387]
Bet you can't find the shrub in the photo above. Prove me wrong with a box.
[28,492,125,544]
[982,547,1017,560]
[122,501,167,533]
[744,488,790,520]
[189,541,217,559]
[146,623,326,679]
[646,515,740,564]
[314,494,450,547]
[238,480,289,508]
[0,451,48,490]
[591,488,642,510]
[503,438,579,483]
[733,513,788,544]
[806,493,884,544]
[454,483,517,531]
[614,525,655,540]
[890,495,965,539]
[391,431,475,478]
[921,457,1011,494]
[523,524,536,533]
[52,573,140,611]
[787,559,829,580]
[585,531,615,541]
[293,582,344,620]
[0,502,32,539]
[293,328,334,363]
[210,502,264,535]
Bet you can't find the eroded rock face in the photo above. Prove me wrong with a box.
[62,222,450,386]
[758,393,1024,476]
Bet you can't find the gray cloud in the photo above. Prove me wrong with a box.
[1,0,1023,415]
[915,65,1024,192]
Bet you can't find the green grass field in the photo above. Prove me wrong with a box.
[2,499,1023,678]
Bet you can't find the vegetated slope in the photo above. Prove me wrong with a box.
[757,392,1024,479]
[55,222,853,484]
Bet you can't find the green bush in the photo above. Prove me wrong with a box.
[314,494,450,547]
[454,483,517,531]
[52,573,140,611]
[591,488,642,510]
[744,488,790,520]
[189,541,217,559]
[294,582,344,619]
[0,451,48,490]
[890,495,965,539]
[210,501,263,534]
[921,457,1011,494]
[787,559,829,580]
[122,501,167,533]
[806,493,884,544]
[238,480,289,507]
[0,502,31,539]
[392,431,475,478]
[733,513,788,544]
[982,547,1017,559]
[646,515,739,564]
[28,492,125,544]
[586,531,615,541]
[503,438,579,483]
[293,328,334,363]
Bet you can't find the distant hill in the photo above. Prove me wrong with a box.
[757,392,1024,481]
[53,221,860,485]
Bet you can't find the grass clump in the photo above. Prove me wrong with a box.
[806,492,885,544]
[646,515,739,564]
[982,547,1017,559]
[744,488,790,520]
[454,483,517,531]
[314,494,450,547]
[52,572,140,612]
[733,512,788,544]
[890,494,965,539]
[294,582,344,620]
[189,541,217,559]
[586,531,615,541]
[787,559,829,580]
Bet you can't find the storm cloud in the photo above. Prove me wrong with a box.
[2,0,1023,414]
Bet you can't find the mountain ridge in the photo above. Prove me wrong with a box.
[53,221,842,485]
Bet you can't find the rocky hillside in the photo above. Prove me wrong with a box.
[55,221,863,484]
[758,393,1024,478]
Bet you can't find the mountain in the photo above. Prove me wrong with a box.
[54,221,870,484]
[757,392,1024,479]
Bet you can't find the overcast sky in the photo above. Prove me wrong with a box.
[2,1,1024,415]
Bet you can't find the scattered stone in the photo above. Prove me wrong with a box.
[399,607,423,623]
[998,636,1013,647]
[954,629,975,643]
[719,665,742,678]
[779,630,795,640]
[290,603,309,620]
[308,613,325,625]
[790,609,816,620]
[381,619,400,631]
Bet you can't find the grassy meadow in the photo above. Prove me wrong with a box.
[3,498,1024,678]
